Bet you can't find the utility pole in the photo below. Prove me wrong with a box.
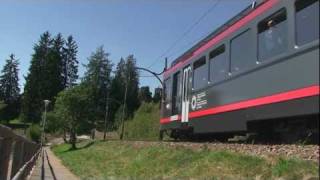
[120,72,129,140]
[103,93,109,141]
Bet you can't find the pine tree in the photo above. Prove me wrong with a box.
[21,31,65,123]
[63,35,78,88]
[22,32,52,122]
[0,54,20,121]
[124,55,140,117]
[82,46,113,125]
[0,54,20,103]
[110,55,140,122]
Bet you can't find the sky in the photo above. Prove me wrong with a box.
[0,0,251,93]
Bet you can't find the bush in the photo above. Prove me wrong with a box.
[27,124,41,143]
[124,103,160,140]
[45,111,63,133]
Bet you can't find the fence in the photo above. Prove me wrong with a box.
[0,124,40,180]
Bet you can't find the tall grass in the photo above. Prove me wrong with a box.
[123,102,160,140]
[52,141,319,180]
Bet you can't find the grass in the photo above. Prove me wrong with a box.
[123,103,160,140]
[52,141,319,180]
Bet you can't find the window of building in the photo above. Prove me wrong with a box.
[258,9,288,61]
[164,78,171,102]
[172,72,181,114]
[230,29,256,73]
[295,0,319,45]
[193,56,207,90]
[209,45,227,83]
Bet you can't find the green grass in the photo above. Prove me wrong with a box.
[52,141,319,180]
[123,103,160,140]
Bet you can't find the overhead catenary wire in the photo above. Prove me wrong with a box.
[147,0,221,70]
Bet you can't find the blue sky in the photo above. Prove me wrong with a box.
[0,0,251,93]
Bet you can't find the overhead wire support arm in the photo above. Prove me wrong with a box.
[136,58,168,88]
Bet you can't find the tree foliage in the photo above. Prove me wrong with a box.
[0,54,20,121]
[138,86,152,103]
[63,36,79,88]
[110,55,140,122]
[82,46,113,127]
[21,32,79,123]
[54,84,93,149]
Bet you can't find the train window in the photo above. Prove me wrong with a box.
[230,29,256,73]
[172,72,181,114]
[258,9,288,61]
[295,0,319,45]
[164,78,171,102]
[209,45,227,83]
[193,56,207,90]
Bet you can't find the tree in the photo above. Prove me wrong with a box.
[63,35,78,88]
[153,87,162,103]
[21,31,65,123]
[110,55,140,125]
[138,86,152,103]
[0,54,20,121]
[82,46,113,128]
[0,101,7,121]
[123,55,140,117]
[54,84,93,149]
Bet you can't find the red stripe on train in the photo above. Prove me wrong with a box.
[160,85,320,124]
[164,0,279,77]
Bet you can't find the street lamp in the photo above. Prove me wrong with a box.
[41,100,50,147]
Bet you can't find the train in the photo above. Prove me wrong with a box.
[159,0,319,143]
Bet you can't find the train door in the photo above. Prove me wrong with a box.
[181,66,192,123]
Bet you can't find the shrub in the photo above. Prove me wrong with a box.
[28,124,41,143]
[124,102,160,140]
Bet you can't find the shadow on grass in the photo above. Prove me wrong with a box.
[62,140,95,152]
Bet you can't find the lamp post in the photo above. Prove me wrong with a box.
[41,100,50,147]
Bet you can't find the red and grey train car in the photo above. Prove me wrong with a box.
[160,0,319,142]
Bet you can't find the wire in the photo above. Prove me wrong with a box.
[147,0,221,69]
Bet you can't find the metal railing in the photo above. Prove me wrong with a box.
[0,124,40,180]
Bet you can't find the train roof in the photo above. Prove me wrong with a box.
[170,0,266,68]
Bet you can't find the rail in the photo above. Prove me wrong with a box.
[0,124,40,180]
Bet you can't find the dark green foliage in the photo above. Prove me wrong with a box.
[138,86,152,103]
[110,55,140,124]
[0,54,20,121]
[63,36,78,88]
[153,87,162,103]
[27,124,41,143]
[45,111,62,133]
[22,32,56,122]
[21,32,78,123]
[0,101,7,122]
[82,46,113,128]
